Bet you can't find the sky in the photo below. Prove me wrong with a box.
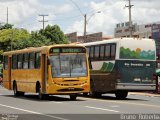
[0,0,160,36]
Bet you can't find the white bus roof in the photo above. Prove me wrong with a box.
[82,37,155,46]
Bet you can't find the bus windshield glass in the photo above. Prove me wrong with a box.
[49,54,87,78]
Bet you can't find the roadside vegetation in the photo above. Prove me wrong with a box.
[0,23,69,62]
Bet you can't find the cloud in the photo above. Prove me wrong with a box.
[54,4,74,14]
[65,0,127,36]
[0,0,39,25]
[132,1,160,24]
[1,0,160,36]
[0,0,74,31]
[65,0,160,36]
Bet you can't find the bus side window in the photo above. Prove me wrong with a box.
[35,52,41,69]
[23,53,29,69]
[4,56,8,70]
[18,54,23,69]
[95,46,100,58]
[29,53,35,69]
[12,55,17,69]
[90,46,94,59]
[100,45,105,59]
[105,44,111,59]
[111,44,116,59]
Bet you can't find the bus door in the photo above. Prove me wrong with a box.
[41,54,47,93]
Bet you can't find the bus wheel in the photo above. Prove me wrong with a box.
[13,83,20,96]
[83,93,88,96]
[38,87,45,100]
[70,94,77,100]
[19,92,24,96]
[115,91,128,100]
[89,91,101,98]
[94,92,102,98]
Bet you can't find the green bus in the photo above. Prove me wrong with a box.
[83,37,156,99]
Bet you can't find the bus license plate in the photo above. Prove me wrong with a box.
[68,87,75,90]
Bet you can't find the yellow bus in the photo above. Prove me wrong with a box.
[3,44,90,100]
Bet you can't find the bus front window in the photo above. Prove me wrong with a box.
[49,54,87,78]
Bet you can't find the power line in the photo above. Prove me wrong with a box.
[38,14,48,30]
[48,15,82,22]
[69,0,84,16]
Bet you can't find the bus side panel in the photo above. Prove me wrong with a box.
[90,61,117,92]
[91,73,116,92]
[3,57,11,90]
[3,70,11,90]
[12,69,41,93]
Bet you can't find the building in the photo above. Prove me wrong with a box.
[65,32,112,43]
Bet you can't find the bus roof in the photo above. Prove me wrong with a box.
[3,44,85,56]
[82,37,155,46]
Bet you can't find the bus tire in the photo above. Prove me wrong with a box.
[70,94,77,100]
[94,92,102,98]
[115,91,128,100]
[13,82,21,96]
[38,87,45,100]
[83,93,88,96]
[19,92,24,96]
[89,91,101,98]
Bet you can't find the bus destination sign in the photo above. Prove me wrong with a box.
[50,47,86,54]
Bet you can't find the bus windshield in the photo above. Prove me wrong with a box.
[49,54,87,78]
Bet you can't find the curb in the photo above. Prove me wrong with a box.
[129,92,160,97]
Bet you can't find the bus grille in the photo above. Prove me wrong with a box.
[57,88,84,92]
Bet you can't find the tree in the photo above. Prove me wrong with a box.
[0,23,13,30]
[0,28,31,51]
[39,25,68,44]
[0,24,68,55]
[27,31,51,47]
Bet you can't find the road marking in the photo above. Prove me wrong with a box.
[85,106,119,113]
[111,105,119,108]
[80,97,160,109]
[0,103,68,120]
[54,102,63,104]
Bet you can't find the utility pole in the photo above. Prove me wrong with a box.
[84,14,87,42]
[7,7,8,24]
[38,14,48,29]
[83,11,101,42]
[125,0,134,37]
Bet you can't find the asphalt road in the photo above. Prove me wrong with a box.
[0,85,160,120]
